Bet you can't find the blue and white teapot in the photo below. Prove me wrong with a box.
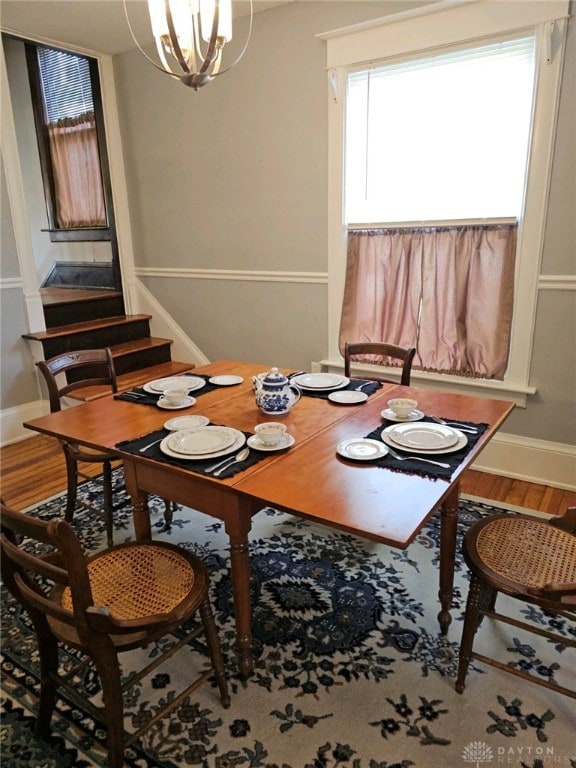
[254,367,301,415]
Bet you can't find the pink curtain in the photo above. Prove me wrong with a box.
[47,111,106,228]
[339,224,517,379]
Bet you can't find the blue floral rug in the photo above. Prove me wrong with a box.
[1,473,574,768]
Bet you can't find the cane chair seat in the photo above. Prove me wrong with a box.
[474,516,576,591]
[456,511,576,699]
[61,544,197,619]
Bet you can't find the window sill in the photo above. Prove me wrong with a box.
[315,359,535,407]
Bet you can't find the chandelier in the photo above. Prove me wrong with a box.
[124,0,252,90]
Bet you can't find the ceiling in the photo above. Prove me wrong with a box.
[0,0,293,55]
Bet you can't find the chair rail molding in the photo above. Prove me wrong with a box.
[135,267,328,284]
[538,275,576,290]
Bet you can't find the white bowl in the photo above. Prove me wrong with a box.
[387,398,418,419]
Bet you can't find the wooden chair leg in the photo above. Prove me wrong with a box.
[63,447,79,522]
[199,598,230,708]
[102,461,114,547]
[456,574,494,693]
[93,645,126,768]
[33,614,59,739]
[162,500,176,531]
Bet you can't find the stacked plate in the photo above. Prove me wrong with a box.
[143,375,206,395]
[291,373,350,391]
[160,426,245,460]
[381,423,467,454]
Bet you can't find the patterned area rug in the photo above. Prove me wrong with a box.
[1,473,575,768]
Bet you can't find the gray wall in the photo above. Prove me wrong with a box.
[0,156,39,408]
[1,2,574,451]
[115,2,422,373]
[113,1,575,445]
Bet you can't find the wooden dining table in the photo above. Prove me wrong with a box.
[24,359,514,676]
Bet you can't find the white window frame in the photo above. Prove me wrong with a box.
[319,0,569,406]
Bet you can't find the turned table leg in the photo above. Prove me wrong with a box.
[438,481,460,634]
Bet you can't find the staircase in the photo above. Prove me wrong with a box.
[23,287,194,401]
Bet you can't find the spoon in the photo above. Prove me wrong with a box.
[207,447,250,475]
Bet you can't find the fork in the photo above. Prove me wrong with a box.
[429,416,478,434]
[354,381,374,391]
[386,445,450,469]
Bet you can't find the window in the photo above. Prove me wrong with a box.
[339,36,535,381]
[345,37,535,225]
[25,43,113,242]
[321,0,569,401]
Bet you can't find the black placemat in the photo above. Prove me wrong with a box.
[116,427,269,479]
[362,416,488,480]
[114,374,219,406]
[300,378,382,400]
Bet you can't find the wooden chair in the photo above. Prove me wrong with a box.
[343,342,416,386]
[0,501,230,768]
[36,348,174,544]
[455,508,576,699]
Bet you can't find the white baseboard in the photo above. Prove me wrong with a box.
[470,432,575,491]
[1,402,574,491]
[0,400,49,445]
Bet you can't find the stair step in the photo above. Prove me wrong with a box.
[108,337,175,375]
[41,288,125,328]
[23,314,152,341]
[70,360,196,402]
[23,315,153,359]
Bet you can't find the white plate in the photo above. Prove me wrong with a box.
[160,432,246,461]
[328,391,368,405]
[336,438,389,461]
[291,373,350,391]
[166,426,240,455]
[381,425,467,455]
[386,422,460,450]
[381,408,425,422]
[209,375,244,386]
[247,433,295,452]
[157,396,196,410]
[143,375,206,394]
[163,415,210,431]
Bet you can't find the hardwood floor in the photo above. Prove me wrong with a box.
[2,434,575,515]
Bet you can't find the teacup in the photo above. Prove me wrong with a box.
[387,398,418,419]
[254,421,287,447]
[162,387,189,406]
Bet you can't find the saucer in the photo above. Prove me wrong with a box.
[328,391,368,405]
[336,438,388,461]
[381,408,425,422]
[247,434,295,452]
[209,375,244,386]
[157,396,196,410]
[164,415,209,430]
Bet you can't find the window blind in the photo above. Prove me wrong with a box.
[36,47,94,123]
[345,35,536,224]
